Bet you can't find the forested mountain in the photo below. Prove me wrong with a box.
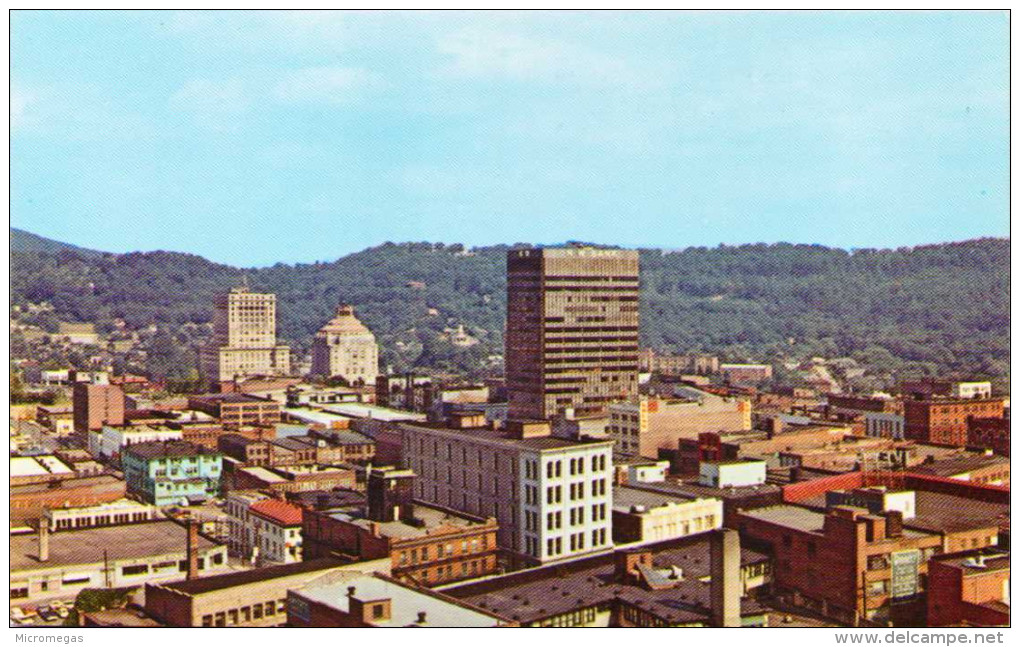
[8,229,1010,389]
[10,228,103,257]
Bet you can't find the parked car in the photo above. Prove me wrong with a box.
[37,606,57,622]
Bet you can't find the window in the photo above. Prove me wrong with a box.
[372,604,386,619]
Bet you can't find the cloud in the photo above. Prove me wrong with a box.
[10,86,32,131]
[169,78,249,130]
[436,27,645,88]
[272,66,385,105]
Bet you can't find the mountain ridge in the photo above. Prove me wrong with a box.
[9,228,1010,390]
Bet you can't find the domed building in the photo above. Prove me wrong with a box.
[310,305,380,386]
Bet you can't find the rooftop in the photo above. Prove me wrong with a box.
[159,557,346,595]
[443,533,768,626]
[10,455,73,478]
[295,572,507,627]
[323,403,427,422]
[250,499,303,526]
[325,502,492,540]
[122,440,221,460]
[10,520,219,572]
[635,477,780,501]
[910,453,1009,478]
[612,485,698,513]
[190,393,273,405]
[798,490,1010,534]
[933,549,1010,573]
[401,421,614,451]
[741,504,932,539]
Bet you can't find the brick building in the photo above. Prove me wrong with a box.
[73,382,125,432]
[10,474,127,524]
[927,549,1010,627]
[967,416,1010,457]
[609,388,751,459]
[903,397,1005,445]
[145,557,389,627]
[302,468,499,586]
[737,504,942,625]
[188,393,282,428]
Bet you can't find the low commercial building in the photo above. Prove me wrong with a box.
[927,549,1010,627]
[699,459,767,488]
[10,520,229,606]
[10,455,75,486]
[719,363,773,385]
[188,393,282,428]
[121,440,223,506]
[225,463,356,494]
[609,389,751,459]
[302,468,499,586]
[36,405,74,436]
[87,424,183,461]
[145,557,389,627]
[864,412,906,440]
[612,485,723,544]
[287,571,513,627]
[911,453,1009,487]
[44,498,159,531]
[10,474,127,524]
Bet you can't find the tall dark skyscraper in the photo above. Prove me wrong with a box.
[506,246,640,420]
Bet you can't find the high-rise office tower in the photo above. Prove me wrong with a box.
[200,287,291,386]
[310,305,380,385]
[506,247,640,420]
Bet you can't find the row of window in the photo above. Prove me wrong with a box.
[397,537,490,565]
[201,599,285,627]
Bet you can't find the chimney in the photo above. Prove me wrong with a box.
[884,510,903,539]
[710,528,741,628]
[614,466,629,486]
[416,611,427,624]
[38,520,50,562]
[186,519,200,580]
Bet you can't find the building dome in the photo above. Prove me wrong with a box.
[315,305,375,339]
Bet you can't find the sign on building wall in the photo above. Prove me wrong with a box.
[890,549,921,599]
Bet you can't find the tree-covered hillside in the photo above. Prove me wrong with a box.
[8,230,1009,389]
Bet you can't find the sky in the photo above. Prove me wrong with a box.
[10,10,1010,267]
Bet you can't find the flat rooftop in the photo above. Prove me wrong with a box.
[297,573,505,627]
[323,403,427,422]
[443,533,768,626]
[122,440,220,460]
[10,520,220,572]
[190,393,272,404]
[158,557,346,595]
[10,455,73,478]
[910,453,1009,478]
[798,490,1010,534]
[636,478,780,501]
[741,504,931,539]
[612,485,698,512]
[402,422,614,451]
[326,502,491,540]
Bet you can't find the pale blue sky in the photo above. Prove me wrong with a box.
[10,10,1009,267]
